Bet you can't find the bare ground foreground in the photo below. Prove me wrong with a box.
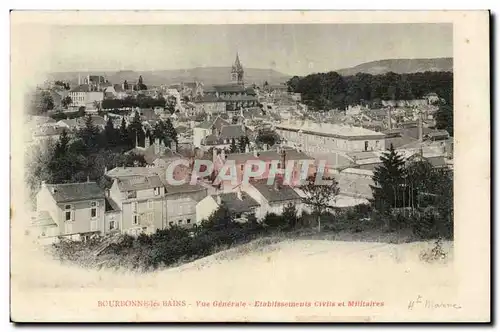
[11,226,477,323]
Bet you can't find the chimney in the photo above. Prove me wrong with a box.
[212,148,218,163]
[387,107,392,130]
[160,140,166,154]
[418,113,423,142]
[154,138,160,154]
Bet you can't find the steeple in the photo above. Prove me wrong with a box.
[231,52,244,85]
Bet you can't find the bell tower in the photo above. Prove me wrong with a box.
[231,53,244,85]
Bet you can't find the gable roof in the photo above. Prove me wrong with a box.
[250,179,301,203]
[45,182,105,203]
[116,175,164,191]
[212,192,260,214]
[226,147,314,165]
[219,125,246,140]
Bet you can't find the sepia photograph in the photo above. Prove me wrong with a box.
[9,10,490,323]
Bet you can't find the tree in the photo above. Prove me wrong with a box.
[123,80,129,90]
[282,203,299,230]
[78,106,86,117]
[299,175,340,232]
[229,138,238,153]
[164,118,178,145]
[370,144,406,215]
[137,75,147,91]
[104,117,117,149]
[61,96,72,108]
[435,104,453,137]
[78,114,100,153]
[30,90,54,115]
[93,100,101,112]
[238,135,250,153]
[256,129,279,147]
[128,111,145,148]
[118,117,129,148]
[54,129,70,158]
[166,97,176,114]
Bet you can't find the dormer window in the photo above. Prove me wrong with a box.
[154,187,160,196]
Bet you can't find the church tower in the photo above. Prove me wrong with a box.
[231,53,244,85]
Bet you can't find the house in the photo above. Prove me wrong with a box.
[202,124,249,149]
[276,120,386,154]
[68,84,105,109]
[106,167,207,230]
[193,95,226,114]
[34,181,107,241]
[164,183,207,228]
[245,178,304,220]
[193,115,231,147]
[196,190,260,223]
[108,174,167,236]
[217,147,317,192]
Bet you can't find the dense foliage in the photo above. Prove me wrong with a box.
[25,113,178,199]
[286,71,453,110]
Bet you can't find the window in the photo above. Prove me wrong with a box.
[147,212,153,223]
[132,214,139,225]
[364,141,369,151]
[64,204,73,222]
[178,220,183,225]
[186,219,191,224]
[109,220,116,230]
[154,187,160,196]
[90,201,98,219]
[132,202,137,212]
[147,200,153,209]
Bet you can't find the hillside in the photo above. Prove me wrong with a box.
[47,67,291,87]
[10,233,468,322]
[335,58,453,76]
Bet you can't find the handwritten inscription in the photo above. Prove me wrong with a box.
[408,295,462,310]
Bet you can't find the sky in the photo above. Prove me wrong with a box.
[46,24,452,76]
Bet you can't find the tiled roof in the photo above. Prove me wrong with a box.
[213,192,260,214]
[250,179,301,203]
[220,95,258,102]
[219,125,246,140]
[116,175,164,191]
[70,84,91,93]
[194,95,225,103]
[45,182,105,203]
[226,148,314,164]
[164,183,206,195]
[213,84,247,93]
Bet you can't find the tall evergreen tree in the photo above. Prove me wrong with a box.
[104,117,117,149]
[238,135,250,153]
[229,138,238,153]
[128,111,145,148]
[370,144,406,213]
[54,129,70,158]
[78,114,100,153]
[164,118,178,145]
[119,117,129,148]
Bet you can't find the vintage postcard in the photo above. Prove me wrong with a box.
[10,11,490,322]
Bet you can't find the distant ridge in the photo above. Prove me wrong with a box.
[335,57,453,76]
[47,67,291,87]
